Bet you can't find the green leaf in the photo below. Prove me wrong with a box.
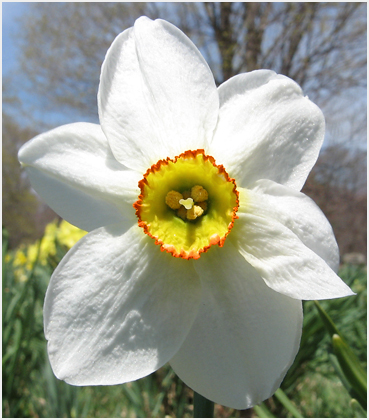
[193,391,214,418]
[328,353,352,392]
[274,388,303,418]
[314,300,367,409]
[2,227,9,258]
[253,402,275,418]
[350,398,368,417]
[313,300,341,337]
[332,334,367,408]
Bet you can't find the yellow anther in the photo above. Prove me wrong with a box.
[177,206,187,220]
[191,185,208,202]
[165,190,183,210]
[187,205,204,220]
[197,201,208,212]
[179,197,194,210]
[182,190,191,199]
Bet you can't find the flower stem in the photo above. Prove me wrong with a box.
[193,391,214,417]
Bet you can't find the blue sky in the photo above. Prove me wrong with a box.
[2,2,366,149]
[2,2,85,127]
[2,2,30,75]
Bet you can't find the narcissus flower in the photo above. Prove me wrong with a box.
[18,17,353,409]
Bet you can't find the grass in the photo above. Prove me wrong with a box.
[2,228,367,417]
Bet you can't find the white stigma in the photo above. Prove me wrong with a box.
[179,197,194,210]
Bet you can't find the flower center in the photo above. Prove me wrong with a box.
[133,149,239,260]
[166,185,208,221]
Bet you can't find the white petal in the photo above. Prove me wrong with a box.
[98,17,219,171]
[18,123,141,231]
[248,179,340,272]
[44,224,202,385]
[170,243,302,409]
[232,189,354,300]
[210,70,325,191]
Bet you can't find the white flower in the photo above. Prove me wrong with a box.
[18,17,353,409]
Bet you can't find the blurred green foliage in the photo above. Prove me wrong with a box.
[2,225,367,418]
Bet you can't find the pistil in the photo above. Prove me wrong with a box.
[179,197,194,210]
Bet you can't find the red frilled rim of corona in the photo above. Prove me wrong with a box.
[133,149,239,260]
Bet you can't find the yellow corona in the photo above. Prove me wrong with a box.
[134,149,239,259]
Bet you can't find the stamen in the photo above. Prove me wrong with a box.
[187,205,204,220]
[191,185,208,202]
[165,190,183,210]
[197,201,208,212]
[177,206,187,220]
[182,190,191,199]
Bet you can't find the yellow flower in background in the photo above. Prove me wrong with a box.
[57,220,87,249]
[12,248,30,282]
[38,221,58,264]
[10,220,86,282]
[12,249,28,267]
